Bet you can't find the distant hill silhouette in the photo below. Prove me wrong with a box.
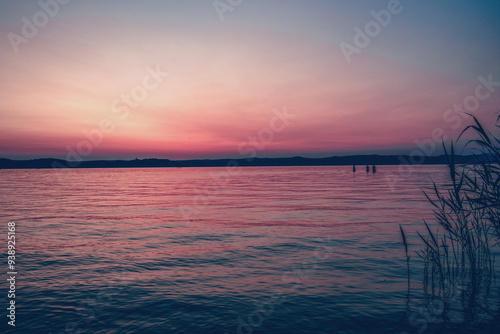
[0,155,483,169]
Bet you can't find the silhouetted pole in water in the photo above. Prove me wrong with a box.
[353,165,356,172]
[366,165,369,172]
[372,165,376,173]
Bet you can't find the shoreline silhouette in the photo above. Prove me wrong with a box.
[0,154,484,169]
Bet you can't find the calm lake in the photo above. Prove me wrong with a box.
[1,165,495,333]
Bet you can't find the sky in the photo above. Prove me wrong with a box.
[1,0,500,160]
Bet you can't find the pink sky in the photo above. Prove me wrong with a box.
[1,1,499,160]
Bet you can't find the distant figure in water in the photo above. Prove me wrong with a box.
[353,165,356,172]
[366,165,370,172]
[372,165,376,173]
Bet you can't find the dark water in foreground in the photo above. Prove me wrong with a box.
[0,166,496,333]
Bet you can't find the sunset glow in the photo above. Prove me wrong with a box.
[1,0,500,160]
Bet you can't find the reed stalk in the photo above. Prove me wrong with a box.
[404,113,500,328]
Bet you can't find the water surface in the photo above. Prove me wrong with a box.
[0,166,466,333]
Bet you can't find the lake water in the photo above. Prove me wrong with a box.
[0,165,494,333]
